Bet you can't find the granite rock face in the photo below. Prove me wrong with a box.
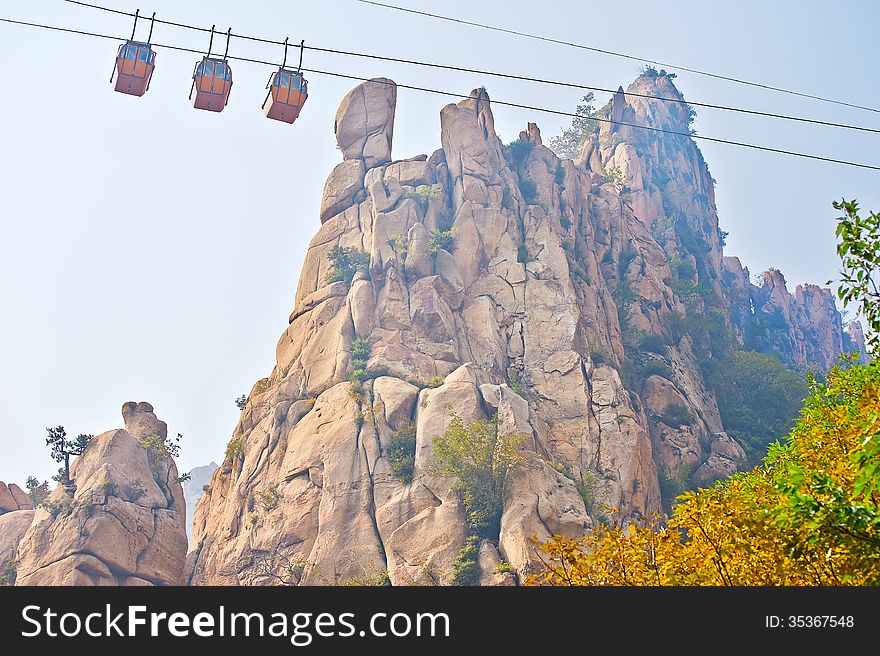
[0,510,34,583]
[14,403,187,586]
[188,74,850,586]
[843,320,870,364]
[724,265,845,371]
[0,482,33,514]
[335,77,397,169]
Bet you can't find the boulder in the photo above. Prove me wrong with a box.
[440,88,505,210]
[15,403,187,586]
[335,78,397,168]
[499,457,591,579]
[0,482,18,513]
[384,158,434,187]
[477,540,516,586]
[8,484,33,510]
[122,401,167,440]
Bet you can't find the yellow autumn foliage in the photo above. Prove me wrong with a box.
[527,359,880,586]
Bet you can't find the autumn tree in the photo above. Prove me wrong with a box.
[528,198,880,586]
[528,357,880,586]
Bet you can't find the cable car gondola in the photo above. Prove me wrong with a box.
[190,26,233,113]
[111,10,156,97]
[263,38,308,124]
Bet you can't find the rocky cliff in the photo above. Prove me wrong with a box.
[844,320,870,364]
[189,73,854,586]
[10,402,188,586]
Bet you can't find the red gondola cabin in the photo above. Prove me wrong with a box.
[263,69,308,124]
[112,40,156,97]
[191,58,233,112]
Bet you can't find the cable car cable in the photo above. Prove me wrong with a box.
[1,16,879,172]
[308,74,880,173]
[357,0,880,116]
[302,46,880,135]
[61,0,880,135]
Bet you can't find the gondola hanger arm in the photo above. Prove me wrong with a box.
[146,11,155,44]
[206,24,215,58]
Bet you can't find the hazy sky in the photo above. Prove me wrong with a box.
[1,0,877,483]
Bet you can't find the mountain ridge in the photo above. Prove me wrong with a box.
[185,72,864,586]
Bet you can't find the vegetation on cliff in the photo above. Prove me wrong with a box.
[547,93,598,159]
[529,356,879,585]
[431,416,524,541]
[431,416,525,585]
[189,76,863,585]
[704,351,807,465]
[529,200,878,586]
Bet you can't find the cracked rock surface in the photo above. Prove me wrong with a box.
[14,402,187,586]
[188,75,851,586]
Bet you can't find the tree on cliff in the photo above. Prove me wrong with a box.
[431,415,524,540]
[24,476,50,505]
[431,415,525,585]
[45,426,92,484]
[548,93,598,159]
[326,246,370,287]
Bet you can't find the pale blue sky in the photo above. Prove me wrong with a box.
[1,0,877,483]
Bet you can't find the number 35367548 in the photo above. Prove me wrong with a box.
[765,616,854,628]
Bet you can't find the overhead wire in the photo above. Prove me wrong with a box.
[61,0,880,135]
[358,0,880,115]
[1,16,878,172]
[64,1,280,45]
